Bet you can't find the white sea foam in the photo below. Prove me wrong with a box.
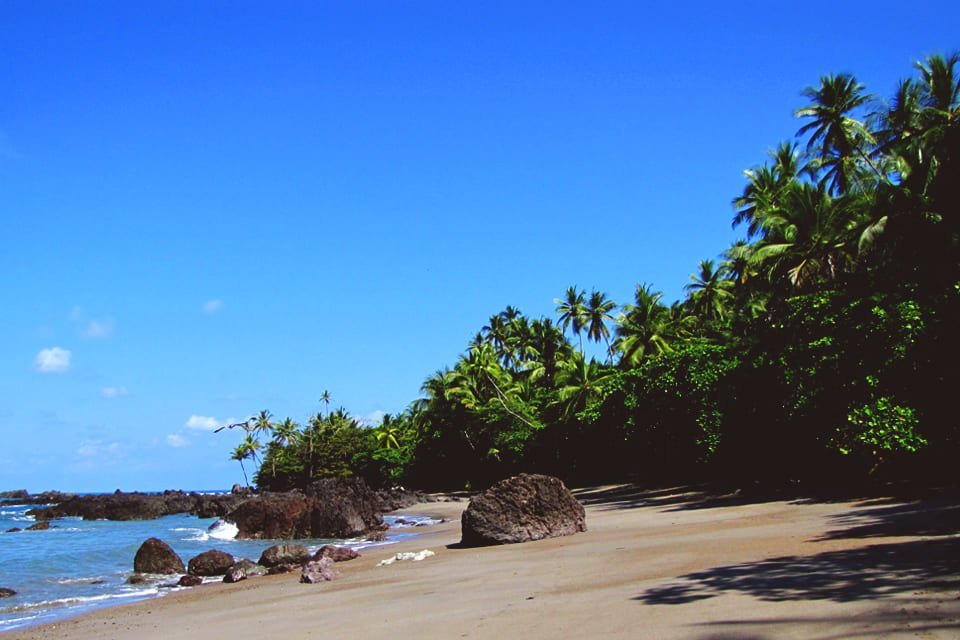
[207,519,238,540]
[50,577,107,586]
[0,589,158,614]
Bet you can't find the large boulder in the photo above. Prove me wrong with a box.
[133,538,185,574]
[187,549,235,576]
[258,544,311,568]
[227,478,383,539]
[0,587,15,598]
[460,474,586,547]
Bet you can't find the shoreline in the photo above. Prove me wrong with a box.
[5,484,959,639]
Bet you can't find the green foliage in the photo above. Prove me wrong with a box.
[835,396,926,456]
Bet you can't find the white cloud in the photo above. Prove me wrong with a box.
[35,347,71,374]
[360,410,387,427]
[185,415,221,431]
[76,440,125,458]
[166,434,189,448]
[101,386,129,399]
[203,299,224,314]
[83,319,114,340]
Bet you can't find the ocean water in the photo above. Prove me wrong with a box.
[0,497,438,632]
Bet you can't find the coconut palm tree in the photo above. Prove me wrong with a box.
[554,352,612,422]
[585,289,617,361]
[614,284,673,367]
[684,259,734,324]
[555,286,587,352]
[733,142,802,238]
[796,73,878,194]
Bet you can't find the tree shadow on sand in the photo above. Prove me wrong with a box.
[636,537,959,605]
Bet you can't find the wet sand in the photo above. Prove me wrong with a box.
[8,485,960,639]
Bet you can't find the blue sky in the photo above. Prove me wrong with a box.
[2,2,957,492]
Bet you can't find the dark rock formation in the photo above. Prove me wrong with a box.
[223,559,267,583]
[0,490,29,499]
[300,557,337,583]
[314,545,359,562]
[258,544,311,568]
[228,478,383,539]
[460,473,586,547]
[178,575,203,587]
[0,587,15,598]
[26,521,50,531]
[5,528,22,533]
[133,538,186,574]
[28,491,247,521]
[187,549,235,577]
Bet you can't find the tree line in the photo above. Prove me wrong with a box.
[228,52,959,492]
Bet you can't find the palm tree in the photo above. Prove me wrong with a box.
[684,259,734,324]
[796,73,878,194]
[585,289,617,361]
[231,434,260,487]
[613,284,673,367]
[554,352,612,422]
[733,142,801,238]
[375,414,401,450]
[747,182,864,289]
[555,286,587,352]
[319,390,331,418]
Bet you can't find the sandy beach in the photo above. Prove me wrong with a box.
[7,484,959,639]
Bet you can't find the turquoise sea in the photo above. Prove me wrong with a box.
[0,495,436,632]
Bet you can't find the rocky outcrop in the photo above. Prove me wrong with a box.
[28,491,247,521]
[178,575,203,587]
[300,557,337,583]
[228,478,384,539]
[0,587,15,598]
[460,473,586,547]
[26,521,51,531]
[223,559,267,583]
[1,490,76,507]
[133,538,186,574]
[314,545,359,562]
[187,549,235,577]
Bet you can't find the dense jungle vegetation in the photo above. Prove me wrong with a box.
[226,53,960,492]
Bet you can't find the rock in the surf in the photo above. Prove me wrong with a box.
[258,543,311,568]
[187,549,235,576]
[0,587,16,598]
[178,575,203,587]
[133,537,185,574]
[223,559,267,583]
[460,473,586,547]
[300,557,337,583]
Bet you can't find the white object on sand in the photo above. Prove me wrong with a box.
[376,549,435,566]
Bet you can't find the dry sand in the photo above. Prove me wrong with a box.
[7,485,959,639]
